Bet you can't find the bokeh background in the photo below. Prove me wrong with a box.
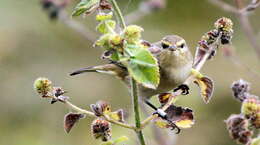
[0,0,259,145]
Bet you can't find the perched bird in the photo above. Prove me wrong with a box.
[70,35,194,131]
[70,35,193,97]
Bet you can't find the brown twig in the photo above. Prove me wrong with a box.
[209,0,260,59]
[64,100,138,130]
[58,10,97,42]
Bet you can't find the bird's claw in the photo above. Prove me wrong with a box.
[167,121,181,134]
[174,84,190,95]
[153,109,181,134]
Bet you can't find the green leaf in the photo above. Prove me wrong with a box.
[113,136,129,144]
[124,44,160,89]
[72,0,99,17]
[96,20,116,34]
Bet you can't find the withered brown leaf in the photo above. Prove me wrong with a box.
[64,113,85,133]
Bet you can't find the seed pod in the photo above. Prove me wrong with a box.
[91,118,112,141]
[225,114,253,144]
[33,77,53,98]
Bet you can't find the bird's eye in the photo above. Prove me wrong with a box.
[161,42,169,49]
[179,43,185,48]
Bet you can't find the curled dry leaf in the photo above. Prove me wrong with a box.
[194,76,214,104]
[158,93,178,106]
[64,113,85,133]
[154,105,194,129]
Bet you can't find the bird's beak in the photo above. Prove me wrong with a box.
[169,45,177,51]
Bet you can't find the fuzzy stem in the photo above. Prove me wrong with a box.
[109,0,126,29]
[109,0,147,144]
[131,78,146,145]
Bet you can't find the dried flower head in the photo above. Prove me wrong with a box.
[34,77,53,97]
[231,79,251,102]
[225,114,253,144]
[214,17,233,32]
[91,118,112,141]
[90,100,111,116]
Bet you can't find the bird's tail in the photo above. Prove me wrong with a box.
[69,64,128,80]
[70,66,100,76]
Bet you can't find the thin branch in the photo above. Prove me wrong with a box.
[209,0,260,59]
[125,0,166,24]
[109,0,146,144]
[109,0,126,28]
[242,0,260,12]
[58,10,97,42]
[131,78,146,145]
[208,0,239,14]
[235,7,260,59]
[64,100,137,130]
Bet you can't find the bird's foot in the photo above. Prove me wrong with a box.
[174,84,190,95]
[153,109,181,134]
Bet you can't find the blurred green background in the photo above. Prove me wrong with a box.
[0,0,259,145]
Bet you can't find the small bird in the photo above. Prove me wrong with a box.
[70,35,193,96]
[70,35,193,131]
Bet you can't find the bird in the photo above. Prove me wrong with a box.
[70,35,194,132]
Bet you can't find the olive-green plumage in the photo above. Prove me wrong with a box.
[70,35,193,100]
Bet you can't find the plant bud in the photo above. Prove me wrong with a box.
[91,118,112,141]
[122,25,144,43]
[33,77,53,97]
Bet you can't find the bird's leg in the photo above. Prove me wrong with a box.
[174,84,190,95]
[145,99,181,134]
[145,100,166,118]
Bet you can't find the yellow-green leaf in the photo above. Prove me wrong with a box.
[124,44,160,89]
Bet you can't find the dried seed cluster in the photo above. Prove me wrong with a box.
[91,118,112,141]
[225,114,253,144]
[231,79,251,102]
[194,17,233,67]
[33,77,69,103]
[226,79,260,145]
